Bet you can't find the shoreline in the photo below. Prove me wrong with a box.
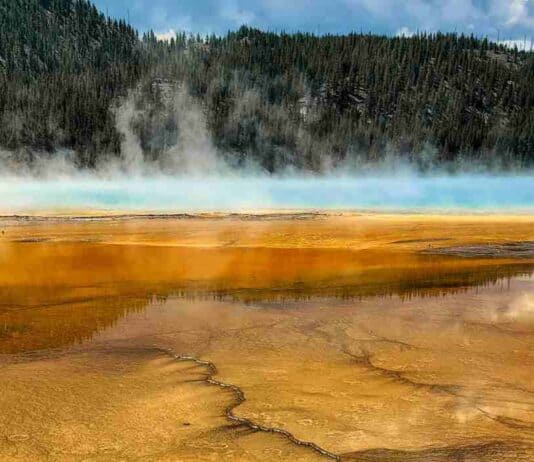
[1,208,534,222]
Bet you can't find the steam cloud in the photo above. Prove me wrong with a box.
[0,86,532,213]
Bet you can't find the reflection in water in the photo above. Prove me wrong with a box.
[0,298,149,354]
[0,237,532,353]
[344,441,534,461]
[3,279,532,461]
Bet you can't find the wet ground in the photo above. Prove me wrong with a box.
[0,213,533,461]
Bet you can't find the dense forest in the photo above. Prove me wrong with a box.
[0,0,141,166]
[1,0,533,172]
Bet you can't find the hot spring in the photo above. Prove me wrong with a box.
[0,174,533,213]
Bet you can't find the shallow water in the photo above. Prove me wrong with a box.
[1,215,533,461]
[1,175,534,212]
[2,276,534,460]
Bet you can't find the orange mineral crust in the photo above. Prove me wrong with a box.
[0,213,533,461]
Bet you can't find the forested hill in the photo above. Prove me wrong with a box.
[0,0,141,163]
[1,0,533,172]
[0,0,138,74]
[144,28,534,171]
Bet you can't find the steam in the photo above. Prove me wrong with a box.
[0,82,531,178]
[0,85,532,213]
[502,293,534,322]
[114,97,145,173]
[477,290,534,325]
[161,88,228,174]
[107,86,229,176]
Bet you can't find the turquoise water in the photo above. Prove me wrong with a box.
[1,175,533,212]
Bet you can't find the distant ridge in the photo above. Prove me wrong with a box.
[0,1,533,171]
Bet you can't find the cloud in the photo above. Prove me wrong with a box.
[480,292,534,324]
[92,0,534,42]
[155,29,177,42]
[505,293,534,321]
[499,39,534,51]
[500,0,534,27]
[396,26,414,37]
[488,0,534,30]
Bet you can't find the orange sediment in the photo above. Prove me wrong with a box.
[0,212,533,460]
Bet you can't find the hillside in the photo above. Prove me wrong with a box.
[0,1,533,172]
[0,0,141,162]
[0,0,138,75]
[142,28,534,171]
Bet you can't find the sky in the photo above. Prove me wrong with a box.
[92,0,534,48]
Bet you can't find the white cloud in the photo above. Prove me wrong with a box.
[498,39,534,51]
[505,0,530,26]
[155,29,177,42]
[346,0,476,30]
[505,293,534,321]
[490,0,534,28]
[344,0,534,34]
[108,0,534,40]
[396,26,414,37]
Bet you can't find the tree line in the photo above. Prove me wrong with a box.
[1,0,533,172]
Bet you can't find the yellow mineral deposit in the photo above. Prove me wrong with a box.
[0,213,533,461]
